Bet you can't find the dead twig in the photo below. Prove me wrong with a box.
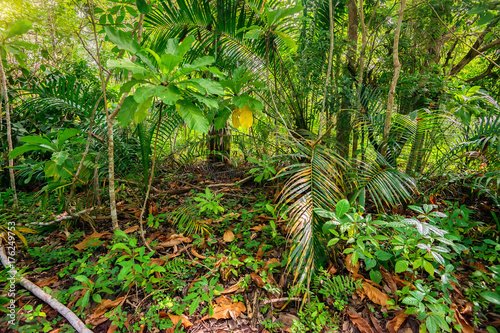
[28,207,97,226]
[0,244,93,333]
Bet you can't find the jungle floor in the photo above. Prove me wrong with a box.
[1,162,499,333]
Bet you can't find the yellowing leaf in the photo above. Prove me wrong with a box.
[239,105,253,129]
[232,106,253,129]
[232,108,241,127]
[223,230,235,243]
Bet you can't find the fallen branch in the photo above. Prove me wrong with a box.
[0,244,93,333]
[28,207,96,226]
[261,297,302,305]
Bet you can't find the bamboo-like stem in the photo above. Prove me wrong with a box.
[0,52,19,212]
[318,0,337,137]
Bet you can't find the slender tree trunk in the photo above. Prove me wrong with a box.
[318,0,336,137]
[85,0,145,231]
[337,0,358,159]
[0,53,19,212]
[352,0,367,159]
[382,0,406,157]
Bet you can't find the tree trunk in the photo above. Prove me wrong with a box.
[382,0,406,157]
[337,0,358,159]
[448,17,500,76]
[0,53,19,212]
[318,0,336,137]
[208,125,231,163]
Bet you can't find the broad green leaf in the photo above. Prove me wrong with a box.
[375,251,392,261]
[176,100,209,133]
[136,0,150,14]
[155,85,181,105]
[480,291,500,305]
[245,28,262,39]
[395,260,408,273]
[104,26,140,54]
[336,199,350,218]
[5,20,32,39]
[160,53,183,74]
[58,128,80,147]
[189,296,200,315]
[133,97,153,124]
[81,290,91,309]
[44,161,71,180]
[214,108,231,130]
[9,145,50,158]
[74,275,91,286]
[191,56,215,68]
[426,315,438,333]
[190,78,225,96]
[134,85,156,103]
[178,35,195,56]
[402,296,419,306]
[20,135,54,147]
[423,260,435,276]
[369,270,383,284]
[190,92,218,109]
[120,79,145,95]
[117,96,138,127]
[92,293,102,303]
[107,59,148,75]
[51,151,69,166]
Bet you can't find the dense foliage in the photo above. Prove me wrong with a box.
[0,0,499,332]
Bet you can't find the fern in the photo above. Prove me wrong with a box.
[170,204,212,235]
[312,269,362,311]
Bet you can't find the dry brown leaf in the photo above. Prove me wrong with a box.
[367,309,384,333]
[461,303,473,316]
[123,225,139,234]
[250,225,264,231]
[345,253,360,274]
[361,281,391,307]
[387,311,408,333]
[250,272,265,288]
[393,274,414,290]
[256,243,265,260]
[74,232,109,251]
[451,304,474,333]
[48,329,61,333]
[149,201,159,216]
[168,314,193,328]
[202,296,246,320]
[191,247,207,259]
[223,230,235,243]
[347,311,374,333]
[380,266,398,294]
[221,278,244,294]
[158,234,191,247]
[93,297,127,317]
[471,261,487,273]
[36,276,58,288]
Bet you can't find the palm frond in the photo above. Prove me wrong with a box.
[276,134,345,286]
